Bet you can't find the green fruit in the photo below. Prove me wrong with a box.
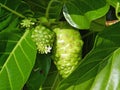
[52,27,83,78]
[31,25,55,54]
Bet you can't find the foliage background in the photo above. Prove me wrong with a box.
[0,0,120,90]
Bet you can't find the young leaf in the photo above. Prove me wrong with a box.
[0,30,37,90]
[57,22,120,90]
[63,0,109,29]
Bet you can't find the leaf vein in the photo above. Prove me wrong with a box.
[19,45,31,65]
[24,38,35,50]
[5,66,13,89]
[13,53,25,81]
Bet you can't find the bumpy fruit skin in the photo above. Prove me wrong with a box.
[31,25,55,54]
[52,28,83,78]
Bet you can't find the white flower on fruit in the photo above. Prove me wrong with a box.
[45,46,52,54]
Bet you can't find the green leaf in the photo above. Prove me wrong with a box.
[0,0,33,19]
[90,16,106,31]
[45,0,63,19]
[63,0,109,29]
[23,0,50,17]
[57,22,120,90]
[26,54,51,90]
[90,48,120,90]
[0,0,21,10]
[0,0,20,32]
[0,30,37,90]
[42,63,62,90]
[0,0,33,32]
[0,14,12,31]
[4,17,19,32]
[107,1,120,21]
[16,1,34,17]
[107,0,120,8]
[0,31,22,68]
[24,0,63,19]
[82,31,97,57]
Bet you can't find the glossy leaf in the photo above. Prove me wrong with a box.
[0,30,37,90]
[90,48,120,90]
[57,22,120,90]
[63,0,109,29]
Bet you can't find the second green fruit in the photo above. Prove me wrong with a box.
[52,27,83,78]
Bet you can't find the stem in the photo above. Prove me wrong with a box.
[82,31,95,39]
[0,3,25,18]
[115,2,120,21]
[45,0,56,19]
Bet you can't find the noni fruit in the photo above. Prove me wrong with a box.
[52,27,83,78]
[31,25,55,54]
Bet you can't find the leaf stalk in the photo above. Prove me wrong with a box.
[0,3,25,18]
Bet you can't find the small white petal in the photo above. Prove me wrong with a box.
[44,46,52,54]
